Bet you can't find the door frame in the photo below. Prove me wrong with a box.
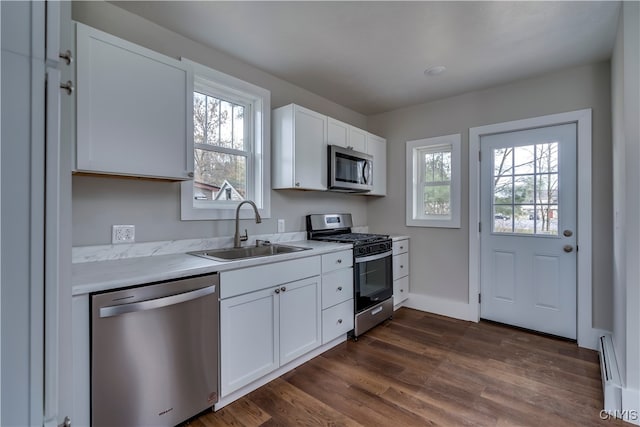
[469,109,601,349]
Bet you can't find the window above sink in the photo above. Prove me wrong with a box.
[180,59,272,221]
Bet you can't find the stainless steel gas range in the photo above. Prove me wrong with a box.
[306,213,393,338]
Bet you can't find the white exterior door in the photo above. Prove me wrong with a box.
[480,123,577,339]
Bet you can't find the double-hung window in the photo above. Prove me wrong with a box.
[181,59,270,220]
[406,134,461,228]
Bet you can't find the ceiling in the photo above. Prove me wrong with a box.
[111,1,621,116]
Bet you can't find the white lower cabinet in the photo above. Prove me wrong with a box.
[220,286,279,396]
[321,250,354,343]
[393,238,410,308]
[279,277,322,365]
[322,299,354,343]
[220,264,321,396]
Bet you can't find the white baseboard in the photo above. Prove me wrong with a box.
[403,293,476,322]
[580,327,609,351]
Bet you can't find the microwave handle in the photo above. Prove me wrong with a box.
[362,161,372,185]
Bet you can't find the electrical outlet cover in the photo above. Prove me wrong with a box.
[112,225,135,244]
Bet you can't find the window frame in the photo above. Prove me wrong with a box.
[180,58,271,220]
[406,134,461,228]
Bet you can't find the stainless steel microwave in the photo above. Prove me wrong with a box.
[328,145,373,192]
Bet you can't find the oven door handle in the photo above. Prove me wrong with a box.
[355,251,392,263]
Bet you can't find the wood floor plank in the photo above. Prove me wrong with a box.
[186,308,616,426]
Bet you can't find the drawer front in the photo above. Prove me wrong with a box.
[393,275,409,306]
[321,250,353,273]
[322,299,354,344]
[392,239,409,255]
[221,256,321,299]
[322,268,353,309]
[393,252,409,281]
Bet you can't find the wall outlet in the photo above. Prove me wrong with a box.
[112,225,135,244]
[277,219,285,233]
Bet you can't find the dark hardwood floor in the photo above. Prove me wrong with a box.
[190,308,626,426]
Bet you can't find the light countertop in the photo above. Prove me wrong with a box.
[72,240,352,295]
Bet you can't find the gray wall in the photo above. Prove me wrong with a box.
[366,61,614,330]
[612,0,640,396]
[71,1,369,246]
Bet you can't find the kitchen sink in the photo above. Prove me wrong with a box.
[188,244,310,262]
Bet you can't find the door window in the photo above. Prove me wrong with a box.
[492,142,559,235]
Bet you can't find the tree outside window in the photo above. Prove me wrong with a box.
[193,91,249,201]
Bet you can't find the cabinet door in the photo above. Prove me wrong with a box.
[76,24,191,180]
[327,117,366,152]
[220,287,279,396]
[349,127,367,152]
[327,117,349,148]
[293,105,327,190]
[366,134,387,196]
[279,277,322,365]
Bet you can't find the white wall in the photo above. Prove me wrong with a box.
[71,1,370,246]
[366,61,614,331]
[611,1,640,419]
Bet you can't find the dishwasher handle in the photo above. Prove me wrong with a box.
[99,285,216,318]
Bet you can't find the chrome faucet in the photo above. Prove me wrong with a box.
[234,200,262,248]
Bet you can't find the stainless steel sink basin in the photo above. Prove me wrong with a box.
[188,244,310,262]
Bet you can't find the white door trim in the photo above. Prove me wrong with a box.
[469,109,598,349]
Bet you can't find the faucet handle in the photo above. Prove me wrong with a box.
[256,239,271,246]
[240,229,248,242]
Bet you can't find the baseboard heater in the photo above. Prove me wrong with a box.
[599,334,623,412]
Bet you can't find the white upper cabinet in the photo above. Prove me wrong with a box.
[366,133,387,196]
[327,117,366,152]
[272,103,386,195]
[75,23,192,180]
[272,104,328,190]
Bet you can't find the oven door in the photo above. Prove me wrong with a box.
[329,145,373,192]
[354,250,393,312]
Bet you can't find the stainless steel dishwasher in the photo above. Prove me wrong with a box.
[91,273,219,427]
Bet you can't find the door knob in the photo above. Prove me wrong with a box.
[563,230,573,237]
[563,245,574,253]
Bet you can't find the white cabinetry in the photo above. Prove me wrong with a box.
[366,133,387,196]
[273,103,387,195]
[327,117,366,152]
[75,23,191,180]
[272,104,328,190]
[321,250,354,343]
[219,257,321,396]
[392,238,410,308]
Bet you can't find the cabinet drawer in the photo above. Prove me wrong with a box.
[221,256,321,299]
[393,275,409,306]
[322,268,353,309]
[322,299,354,344]
[393,252,409,281]
[321,250,353,273]
[392,239,409,255]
